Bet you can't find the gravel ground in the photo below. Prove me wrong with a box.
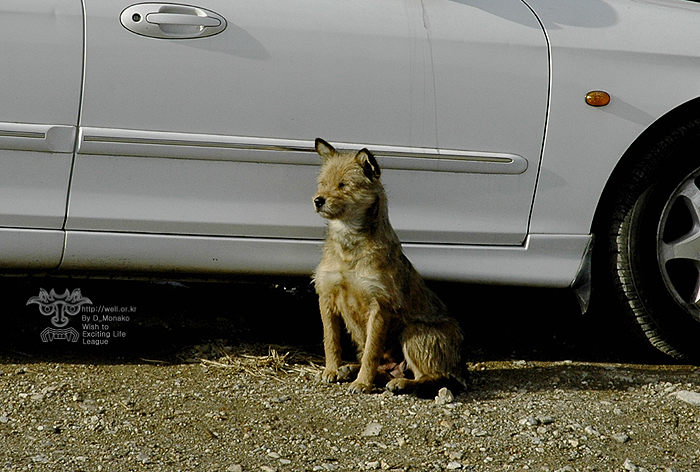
[1,278,700,472]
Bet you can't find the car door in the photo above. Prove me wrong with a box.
[0,0,83,268]
[405,0,549,245]
[66,0,547,251]
[68,0,434,241]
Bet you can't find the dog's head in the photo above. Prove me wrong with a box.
[313,138,382,222]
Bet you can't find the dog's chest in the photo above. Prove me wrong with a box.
[318,261,384,316]
[330,270,379,341]
[316,230,399,318]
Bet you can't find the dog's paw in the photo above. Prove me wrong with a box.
[320,367,340,383]
[348,380,372,394]
[320,364,359,383]
[386,378,410,393]
[386,378,418,394]
[337,364,360,382]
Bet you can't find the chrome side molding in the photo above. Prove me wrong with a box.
[0,123,76,153]
[79,127,528,175]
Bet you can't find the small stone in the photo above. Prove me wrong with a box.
[31,454,49,463]
[623,459,649,472]
[322,463,339,471]
[261,466,277,472]
[538,415,555,425]
[267,452,281,459]
[365,461,380,470]
[279,459,292,465]
[435,388,454,405]
[362,422,383,437]
[226,465,243,472]
[446,461,462,469]
[136,451,150,464]
[673,390,700,406]
[0,416,8,424]
[613,432,630,443]
[519,416,540,426]
[584,426,601,437]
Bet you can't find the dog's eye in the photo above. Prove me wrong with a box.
[338,182,345,190]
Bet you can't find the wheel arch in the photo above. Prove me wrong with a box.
[592,96,700,237]
[586,96,700,360]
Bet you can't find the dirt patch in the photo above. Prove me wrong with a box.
[2,278,699,471]
[2,341,700,472]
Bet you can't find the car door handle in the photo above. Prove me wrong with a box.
[121,4,227,39]
[146,12,221,28]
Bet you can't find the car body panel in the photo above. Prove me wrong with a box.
[67,0,548,246]
[60,230,591,287]
[526,0,700,235]
[0,1,83,126]
[0,228,66,270]
[3,0,700,289]
[0,1,82,243]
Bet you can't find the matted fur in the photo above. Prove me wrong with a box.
[312,138,465,395]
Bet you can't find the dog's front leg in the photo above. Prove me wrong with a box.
[320,294,344,383]
[350,301,386,394]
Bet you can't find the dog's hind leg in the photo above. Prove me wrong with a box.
[387,320,466,397]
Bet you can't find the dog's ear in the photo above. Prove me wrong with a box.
[357,148,381,180]
[315,138,336,161]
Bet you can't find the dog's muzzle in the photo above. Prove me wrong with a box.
[314,196,326,211]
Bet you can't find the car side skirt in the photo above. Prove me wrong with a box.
[54,231,591,288]
[0,228,65,269]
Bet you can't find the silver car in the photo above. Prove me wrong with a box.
[5,0,700,360]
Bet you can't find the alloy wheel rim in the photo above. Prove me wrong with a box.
[657,169,700,322]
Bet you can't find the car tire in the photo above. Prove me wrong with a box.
[605,119,700,361]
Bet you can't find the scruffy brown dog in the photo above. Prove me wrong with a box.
[312,138,465,396]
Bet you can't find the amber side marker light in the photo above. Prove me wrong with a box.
[585,90,611,107]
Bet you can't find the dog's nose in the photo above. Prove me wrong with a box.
[314,196,325,209]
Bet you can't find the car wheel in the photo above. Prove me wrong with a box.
[606,120,700,361]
